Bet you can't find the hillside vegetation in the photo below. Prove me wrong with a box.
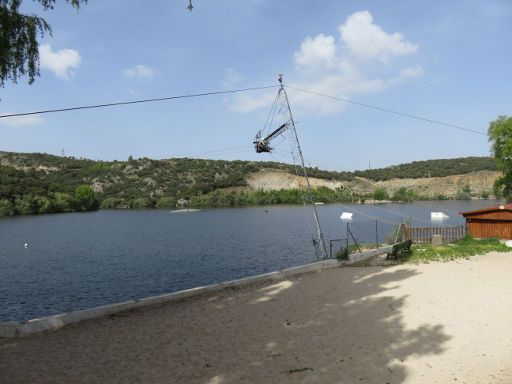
[0,151,498,216]
[354,157,497,181]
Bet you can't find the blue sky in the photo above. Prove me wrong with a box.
[0,0,510,171]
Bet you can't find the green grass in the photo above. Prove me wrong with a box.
[403,236,511,263]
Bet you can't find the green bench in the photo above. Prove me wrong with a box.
[386,239,412,260]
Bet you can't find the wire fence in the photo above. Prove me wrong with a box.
[329,221,469,258]
[328,219,397,258]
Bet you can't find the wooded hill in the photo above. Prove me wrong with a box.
[0,151,498,215]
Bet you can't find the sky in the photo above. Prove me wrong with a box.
[0,0,511,171]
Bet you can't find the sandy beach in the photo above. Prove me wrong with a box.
[1,252,512,384]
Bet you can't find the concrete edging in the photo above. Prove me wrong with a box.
[0,259,340,338]
[348,245,394,262]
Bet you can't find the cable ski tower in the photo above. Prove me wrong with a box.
[253,75,328,259]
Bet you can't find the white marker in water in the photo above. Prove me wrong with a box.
[24,243,28,248]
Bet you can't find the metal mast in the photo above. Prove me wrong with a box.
[255,75,328,258]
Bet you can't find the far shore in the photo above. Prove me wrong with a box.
[0,197,501,219]
[1,252,511,383]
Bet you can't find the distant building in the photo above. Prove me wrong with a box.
[460,205,512,239]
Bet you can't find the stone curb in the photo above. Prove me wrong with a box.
[348,245,394,262]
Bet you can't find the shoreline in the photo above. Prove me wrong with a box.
[1,252,511,383]
[0,246,395,337]
[0,197,501,219]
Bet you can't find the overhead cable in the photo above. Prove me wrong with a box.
[0,85,279,119]
[285,85,488,136]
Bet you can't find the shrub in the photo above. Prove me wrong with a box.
[100,197,125,209]
[54,192,75,212]
[0,199,14,216]
[391,187,416,202]
[130,197,153,209]
[455,190,471,200]
[156,197,176,209]
[372,187,389,200]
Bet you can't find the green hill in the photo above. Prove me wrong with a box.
[0,151,498,216]
[354,157,497,181]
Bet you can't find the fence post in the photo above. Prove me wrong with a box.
[346,223,349,252]
[376,220,379,248]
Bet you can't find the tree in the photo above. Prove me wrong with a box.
[0,0,86,87]
[74,184,98,211]
[488,115,512,202]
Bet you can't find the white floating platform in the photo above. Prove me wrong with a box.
[340,212,353,220]
[171,209,201,213]
[431,212,449,220]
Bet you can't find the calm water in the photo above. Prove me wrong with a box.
[0,200,496,321]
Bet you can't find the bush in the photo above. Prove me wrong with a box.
[156,197,176,209]
[391,187,416,202]
[35,196,55,213]
[0,198,14,216]
[100,197,126,209]
[54,192,74,212]
[130,197,153,209]
[372,187,389,200]
[455,190,471,200]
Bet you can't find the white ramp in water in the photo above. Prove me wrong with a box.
[431,212,449,220]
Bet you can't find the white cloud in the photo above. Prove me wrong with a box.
[123,65,155,80]
[232,11,421,115]
[222,68,244,89]
[339,11,418,62]
[231,92,276,113]
[39,44,81,80]
[294,33,336,72]
[0,112,44,127]
[397,64,424,79]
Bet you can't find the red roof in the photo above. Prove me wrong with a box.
[460,204,512,216]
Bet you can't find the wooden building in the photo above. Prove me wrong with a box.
[460,204,512,239]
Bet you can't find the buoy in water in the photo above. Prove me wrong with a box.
[24,243,28,248]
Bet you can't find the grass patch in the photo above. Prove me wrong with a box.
[335,244,361,260]
[403,236,510,263]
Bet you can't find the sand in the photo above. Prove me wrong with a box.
[1,252,512,384]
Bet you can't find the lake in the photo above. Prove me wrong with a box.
[0,200,496,321]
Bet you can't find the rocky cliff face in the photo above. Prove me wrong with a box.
[375,171,499,198]
[245,170,499,198]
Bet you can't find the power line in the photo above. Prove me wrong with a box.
[0,85,279,119]
[285,85,488,136]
